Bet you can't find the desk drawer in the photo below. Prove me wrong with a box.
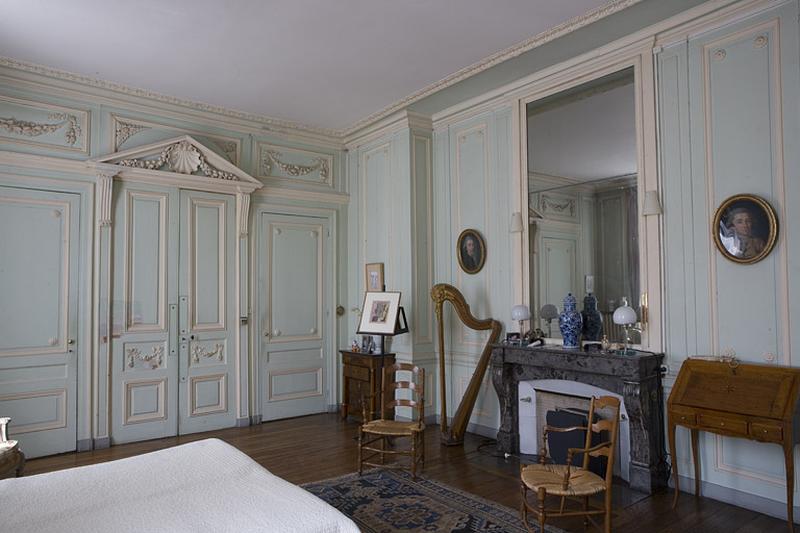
[697,413,748,436]
[750,422,783,442]
[344,364,370,382]
[671,407,696,426]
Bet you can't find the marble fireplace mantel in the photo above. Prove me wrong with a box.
[490,344,668,494]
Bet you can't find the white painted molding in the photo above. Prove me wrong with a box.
[95,170,115,227]
[0,55,341,139]
[110,113,242,165]
[346,0,644,134]
[0,0,767,142]
[236,192,250,237]
[89,135,263,194]
[344,110,432,149]
[0,1,635,140]
[0,150,89,174]
[0,94,90,154]
[251,186,349,206]
[431,0,779,129]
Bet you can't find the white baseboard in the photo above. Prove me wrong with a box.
[675,475,798,524]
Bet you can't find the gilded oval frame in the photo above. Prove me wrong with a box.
[456,229,486,274]
[712,194,778,264]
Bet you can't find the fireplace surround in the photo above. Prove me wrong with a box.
[491,344,668,494]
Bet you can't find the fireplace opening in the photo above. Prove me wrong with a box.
[546,407,607,478]
[519,380,630,482]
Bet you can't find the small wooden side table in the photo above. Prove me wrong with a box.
[340,350,395,422]
[0,441,25,479]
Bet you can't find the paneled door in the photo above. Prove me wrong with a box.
[177,189,236,434]
[0,186,80,457]
[258,212,330,421]
[110,185,236,443]
[110,183,179,443]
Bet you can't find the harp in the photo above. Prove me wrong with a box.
[431,283,502,445]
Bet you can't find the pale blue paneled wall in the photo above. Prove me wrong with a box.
[659,0,800,512]
[0,68,349,448]
[431,107,514,434]
[345,122,436,419]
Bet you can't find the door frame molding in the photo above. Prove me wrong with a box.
[89,135,262,445]
[0,171,94,452]
[249,201,338,422]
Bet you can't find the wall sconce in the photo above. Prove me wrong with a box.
[510,212,524,233]
[643,190,662,216]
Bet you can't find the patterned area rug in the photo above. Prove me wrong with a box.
[302,469,566,532]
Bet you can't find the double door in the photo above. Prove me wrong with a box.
[110,185,236,443]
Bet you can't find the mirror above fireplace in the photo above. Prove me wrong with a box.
[526,68,641,343]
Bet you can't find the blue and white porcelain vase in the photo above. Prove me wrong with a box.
[581,293,603,341]
[558,293,583,349]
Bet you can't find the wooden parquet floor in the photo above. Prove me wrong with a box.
[24,413,785,532]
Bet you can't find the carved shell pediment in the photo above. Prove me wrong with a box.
[91,135,262,190]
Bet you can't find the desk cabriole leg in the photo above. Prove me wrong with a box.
[784,441,794,533]
[691,428,700,498]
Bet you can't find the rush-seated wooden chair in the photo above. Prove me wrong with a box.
[358,363,425,478]
[520,395,620,533]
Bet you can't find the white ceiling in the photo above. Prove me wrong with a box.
[1,0,617,132]
[527,81,636,183]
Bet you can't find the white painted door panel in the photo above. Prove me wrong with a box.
[110,185,237,443]
[0,186,79,457]
[110,184,179,443]
[540,235,578,309]
[258,213,329,421]
[178,190,236,434]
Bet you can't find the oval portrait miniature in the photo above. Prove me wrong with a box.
[713,194,777,264]
[457,229,486,274]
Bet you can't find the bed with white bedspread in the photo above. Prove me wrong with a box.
[0,438,359,533]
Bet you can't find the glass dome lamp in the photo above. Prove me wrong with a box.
[511,305,531,336]
[539,304,559,338]
[612,297,639,354]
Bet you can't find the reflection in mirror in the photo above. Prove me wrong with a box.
[526,68,640,344]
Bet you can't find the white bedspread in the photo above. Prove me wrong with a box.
[0,438,359,533]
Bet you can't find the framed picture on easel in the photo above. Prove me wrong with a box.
[357,291,401,335]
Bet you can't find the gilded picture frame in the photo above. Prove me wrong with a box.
[712,194,778,264]
[457,229,486,274]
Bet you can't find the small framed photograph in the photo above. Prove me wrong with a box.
[365,262,384,292]
[361,335,376,354]
[358,291,401,335]
[457,229,486,274]
[713,194,778,264]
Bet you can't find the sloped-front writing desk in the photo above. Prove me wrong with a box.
[668,359,800,531]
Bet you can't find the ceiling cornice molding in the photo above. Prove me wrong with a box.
[0,55,344,140]
[0,1,640,142]
[344,110,428,149]
[341,0,643,135]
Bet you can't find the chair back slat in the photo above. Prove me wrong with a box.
[588,446,611,458]
[380,363,425,421]
[387,399,418,408]
[591,419,615,433]
[390,381,418,391]
[582,395,620,486]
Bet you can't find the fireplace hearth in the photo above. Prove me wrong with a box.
[490,344,668,494]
